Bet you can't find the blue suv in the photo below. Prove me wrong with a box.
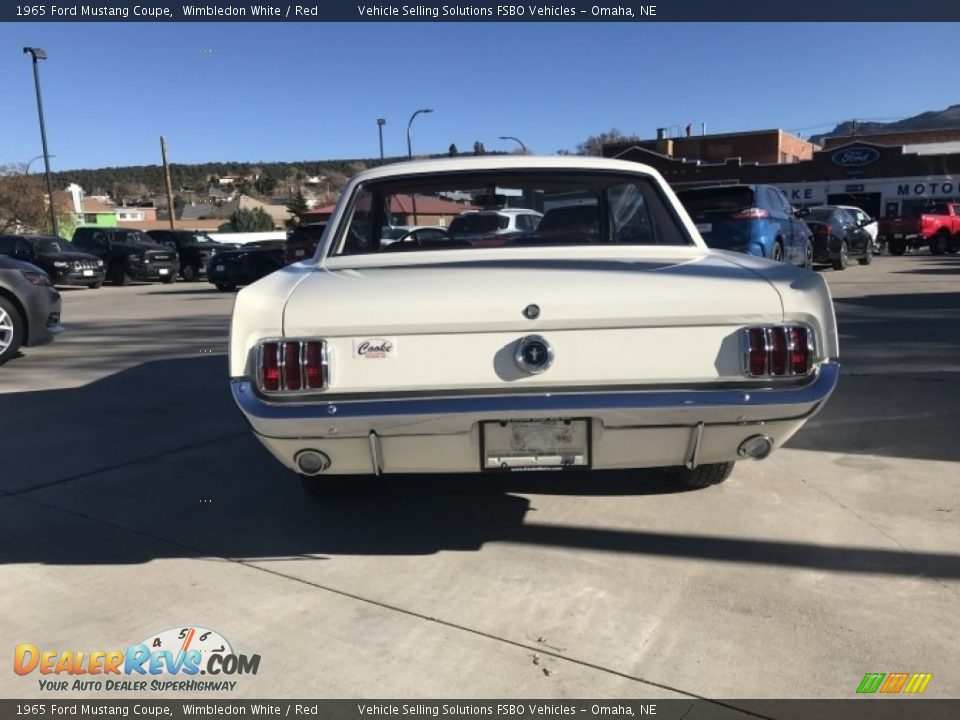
[675,184,812,267]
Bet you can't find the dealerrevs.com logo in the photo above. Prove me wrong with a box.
[14,626,260,692]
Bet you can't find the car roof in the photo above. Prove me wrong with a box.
[349,155,663,184]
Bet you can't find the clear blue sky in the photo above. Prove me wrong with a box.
[1,22,958,171]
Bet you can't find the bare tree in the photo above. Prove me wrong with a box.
[0,164,50,233]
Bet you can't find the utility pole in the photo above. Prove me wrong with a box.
[160,136,176,230]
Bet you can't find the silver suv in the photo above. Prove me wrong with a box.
[448,208,542,244]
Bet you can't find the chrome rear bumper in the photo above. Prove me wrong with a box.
[232,362,840,439]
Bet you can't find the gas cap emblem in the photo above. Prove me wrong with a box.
[523,304,540,320]
[514,335,554,375]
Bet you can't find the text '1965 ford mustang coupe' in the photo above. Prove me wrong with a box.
[229,157,839,495]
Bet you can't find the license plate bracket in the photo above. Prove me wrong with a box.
[481,418,591,471]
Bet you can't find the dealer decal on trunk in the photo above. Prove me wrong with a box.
[354,338,396,359]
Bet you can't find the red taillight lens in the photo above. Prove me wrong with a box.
[283,342,302,390]
[769,327,788,376]
[747,328,768,376]
[732,207,770,219]
[257,340,327,393]
[259,342,280,391]
[304,341,325,389]
[814,224,829,235]
[743,326,814,377]
[787,327,810,375]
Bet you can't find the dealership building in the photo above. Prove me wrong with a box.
[605,127,960,219]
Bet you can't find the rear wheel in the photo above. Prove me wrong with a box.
[772,241,784,262]
[0,296,25,365]
[832,240,849,270]
[947,235,959,254]
[671,462,735,489]
[109,263,130,286]
[181,264,200,282]
[888,237,906,256]
[858,245,873,265]
[930,232,949,255]
[803,239,813,270]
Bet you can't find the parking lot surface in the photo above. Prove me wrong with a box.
[1,255,958,702]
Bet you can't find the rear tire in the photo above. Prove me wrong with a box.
[182,264,200,282]
[772,241,784,262]
[930,232,949,255]
[858,245,873,265]
[109,263,130,286]
[832,240,849,270]
[672,462,735,489]
[0,296,25,366]
[888,238,906,256]
[803,239,813,270]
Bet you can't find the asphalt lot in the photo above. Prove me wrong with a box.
[0,255,958,704]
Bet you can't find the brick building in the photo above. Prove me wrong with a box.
[608,128,819,165]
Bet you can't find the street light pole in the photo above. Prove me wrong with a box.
[499,135,528,154]
[406,108,433,160]
[377,118,386,161]
[23,47,59,237]
[24,154,54,174]
[405,108,433,225]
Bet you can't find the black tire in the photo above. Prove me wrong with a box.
[0,296,25,366]
[803,239,813,270]
[300,473,360,498]
[214,283,236,292]
[109,263,130,286]
[929,232,949,256]
[888,238,907,256]
[772,241,784,262]
[858,245,873,265]
[181,264,200,282]
[832,240,849,271]
[671,462,735,489]
[947,235,959,254]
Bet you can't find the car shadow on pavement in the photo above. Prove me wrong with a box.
[1,355,958,577]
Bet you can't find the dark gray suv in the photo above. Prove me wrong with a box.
[0,254,62,365]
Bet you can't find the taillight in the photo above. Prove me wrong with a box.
[813,224,831,235]
[731,208,770,219]
[742,326,813,377]
[256,339,328,393]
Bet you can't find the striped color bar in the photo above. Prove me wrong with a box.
[857,672,933,694]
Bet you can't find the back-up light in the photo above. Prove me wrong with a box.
[257,340,328,393]
[742,326,814,377]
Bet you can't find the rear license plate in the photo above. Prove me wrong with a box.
[159,268,169,275]
[215,265,225,272]
[82,270,93,277]
[482,419,590,471]
[295,249,305,257]
[695,223,712,233]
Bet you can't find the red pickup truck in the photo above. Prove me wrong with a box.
[878,203,960,255]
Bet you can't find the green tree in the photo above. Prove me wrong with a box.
[227,207,274,232]
[448,143,459,157]
[285,190,309,229]
[472,141,486,156]
[255,173,278,196]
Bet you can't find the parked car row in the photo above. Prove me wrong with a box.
[672,184,875,271]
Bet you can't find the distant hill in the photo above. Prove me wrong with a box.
[810,104,960,144]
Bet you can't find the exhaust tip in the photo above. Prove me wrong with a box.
[738,435,774,460]
[295,449,331,476]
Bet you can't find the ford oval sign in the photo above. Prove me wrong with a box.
[831,145,880,168]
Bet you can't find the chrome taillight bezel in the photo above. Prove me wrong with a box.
[255,339,330,394]
[741,325,817,378]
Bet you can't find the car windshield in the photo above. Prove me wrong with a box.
[330,170,691,256]
[191,234,216,244]
[114,229,151,244]
[676,186,756,214]
[35,238,66,254]
[805,208,835,222]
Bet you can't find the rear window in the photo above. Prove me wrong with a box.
[330,169,691,256]
[449,213,503,236]
[805,208,835,222]
[912,204,950,216]
[676,186,756,214]
[114,229,150,243]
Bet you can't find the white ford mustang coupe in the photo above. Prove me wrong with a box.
[229,156,839,495]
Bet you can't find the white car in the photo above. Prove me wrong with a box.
[448,207,543,245]
[229,156,839,495]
